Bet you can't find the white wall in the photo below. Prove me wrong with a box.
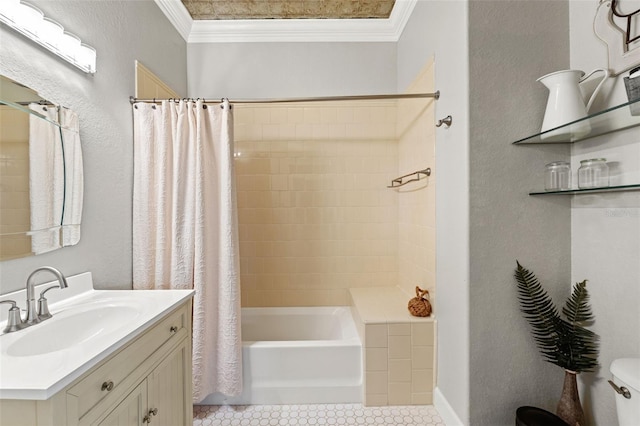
[188,42,397,98]
[397,1,471,424]
[570,2,640,425]
[0,0,187,292]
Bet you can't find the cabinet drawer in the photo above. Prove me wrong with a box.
[66,304,188,420]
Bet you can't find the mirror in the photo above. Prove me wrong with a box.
[0,75,83,261]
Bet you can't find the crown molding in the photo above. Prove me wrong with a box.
[154,0,192,41]
[155,0,417,43]
[388,0,418,40]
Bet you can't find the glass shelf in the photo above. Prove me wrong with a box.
[529,184,640,195]
[513,98,640,144]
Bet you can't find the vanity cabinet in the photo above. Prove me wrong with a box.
[95,338,189,426]
[0,299,192,426]
[97,381,147,426]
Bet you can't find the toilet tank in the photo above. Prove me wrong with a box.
[610,358,640,426]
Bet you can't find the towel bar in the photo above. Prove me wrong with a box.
[387,168,431,188]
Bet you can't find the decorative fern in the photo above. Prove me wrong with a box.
[514,261,599,373]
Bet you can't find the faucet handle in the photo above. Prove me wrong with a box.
[0,300,24,333]
[37,285,60,320]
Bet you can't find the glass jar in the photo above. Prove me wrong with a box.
[578,158,609,189]
[545,161,571,191]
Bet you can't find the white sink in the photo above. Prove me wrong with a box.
[0,272,194,400]
[6,302,142,357]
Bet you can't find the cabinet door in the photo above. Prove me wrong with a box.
[147,339,192,426]
[95,381,147,426]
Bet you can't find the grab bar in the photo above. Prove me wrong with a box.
[387,168,432,188]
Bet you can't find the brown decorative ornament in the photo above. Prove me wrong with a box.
[408,286,432,317]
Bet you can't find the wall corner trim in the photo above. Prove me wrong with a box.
[154,0,417,43]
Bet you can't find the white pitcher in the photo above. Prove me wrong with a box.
[538,69,609,140]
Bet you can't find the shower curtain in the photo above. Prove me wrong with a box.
[132,100,242,401]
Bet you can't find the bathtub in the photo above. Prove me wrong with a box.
[199,306,362,405]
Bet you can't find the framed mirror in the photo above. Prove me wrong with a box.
[595,0,640,76]
[0,75,83,261]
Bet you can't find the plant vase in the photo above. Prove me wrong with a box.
[513,263,598,426]
[557,370,584,426]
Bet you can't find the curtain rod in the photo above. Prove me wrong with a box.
[129,91,439,105]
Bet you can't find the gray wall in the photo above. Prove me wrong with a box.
[398,1,471,424]
[468,1,571,425]
[187,42,397,98]
[0,0,187,292]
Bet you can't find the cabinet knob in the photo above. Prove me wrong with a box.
[101,380,114,392]
[143,408,158,423]
[170,326,178,334]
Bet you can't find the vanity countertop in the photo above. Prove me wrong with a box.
[0,272,194,400]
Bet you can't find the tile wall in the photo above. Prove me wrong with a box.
[397,60,436,304]
[0,106,31,259]
[234,102,400,307]
[234,60,436,308]
[364,321,435,405]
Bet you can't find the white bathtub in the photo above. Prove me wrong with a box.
[199,306,362,405]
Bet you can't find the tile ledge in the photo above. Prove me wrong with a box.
[349,286,435,324]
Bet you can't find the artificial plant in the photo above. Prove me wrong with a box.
[514,261,599,426]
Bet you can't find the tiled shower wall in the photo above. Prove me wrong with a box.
[397,59,436,304]
[234,61,435,307]
[234,102,400,306]
[0,106,31,259]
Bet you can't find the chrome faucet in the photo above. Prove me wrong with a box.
[0,300,23,333]
[24,266,69,326]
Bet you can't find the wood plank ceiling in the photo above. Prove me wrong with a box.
[181,0,396,20]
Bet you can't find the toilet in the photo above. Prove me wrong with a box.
[609,358,640,426]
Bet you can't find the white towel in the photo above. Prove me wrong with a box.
[59,108,83,246]
[28,104,64,254]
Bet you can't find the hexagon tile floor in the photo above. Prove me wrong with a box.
[193,404,445,426]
